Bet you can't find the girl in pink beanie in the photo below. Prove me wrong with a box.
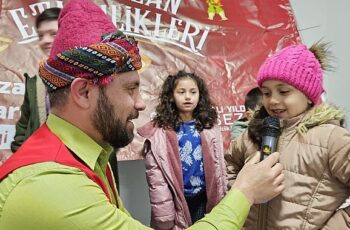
[225,42,350,229]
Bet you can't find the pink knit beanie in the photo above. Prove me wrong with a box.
[39,0,142,92]
[257,44,323,104]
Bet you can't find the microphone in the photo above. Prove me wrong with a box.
[260,116,280,161]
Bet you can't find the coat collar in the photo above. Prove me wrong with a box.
[280,103,345,134]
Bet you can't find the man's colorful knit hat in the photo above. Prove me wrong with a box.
[257,44,323,105]
[39,0,142,92]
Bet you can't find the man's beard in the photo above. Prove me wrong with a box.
[92,88,134,148]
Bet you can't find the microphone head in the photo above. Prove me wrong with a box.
[262,116,280,137]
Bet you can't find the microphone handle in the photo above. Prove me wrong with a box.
[260,135,278,161]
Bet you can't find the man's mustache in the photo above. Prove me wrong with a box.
[128,112,139,120]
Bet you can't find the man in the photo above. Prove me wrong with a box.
[0,0,284,229]
[10,6,120,189]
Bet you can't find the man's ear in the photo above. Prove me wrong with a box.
[70,78,96,109]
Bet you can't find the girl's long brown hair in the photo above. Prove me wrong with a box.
[153,71,217,132]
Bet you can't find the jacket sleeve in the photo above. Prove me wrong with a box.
[230,120,248,141]
[322,206,350,229]
[143,140,176,229]
[188,188,250,230]
[224,130,250,189]
[0,166,152,230]
[328,125,350,185]
[325,126,350,228]
[11,76,31,153]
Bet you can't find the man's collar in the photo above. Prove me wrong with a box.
[47,114,113,170]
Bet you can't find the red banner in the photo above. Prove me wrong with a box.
[0,0,300,163]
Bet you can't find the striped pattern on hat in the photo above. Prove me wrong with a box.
[38,0,142,92]
[39,31,142,91]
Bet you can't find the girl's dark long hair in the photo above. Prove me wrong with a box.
[247,106,269,147]
[153,71,217,132]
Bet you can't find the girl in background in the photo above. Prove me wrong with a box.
[138,71,227,229]
[225,42,350,229]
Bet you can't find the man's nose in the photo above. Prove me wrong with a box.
[135,92,146,111]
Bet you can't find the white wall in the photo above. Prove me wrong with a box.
[118,160,150,224]
[290,0,350,125]
[119,1,350,226]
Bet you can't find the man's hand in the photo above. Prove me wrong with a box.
[232,151,284,206]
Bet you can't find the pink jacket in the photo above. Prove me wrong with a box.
[138,121,227,230]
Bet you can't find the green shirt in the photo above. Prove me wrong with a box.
[0,114,250,229]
